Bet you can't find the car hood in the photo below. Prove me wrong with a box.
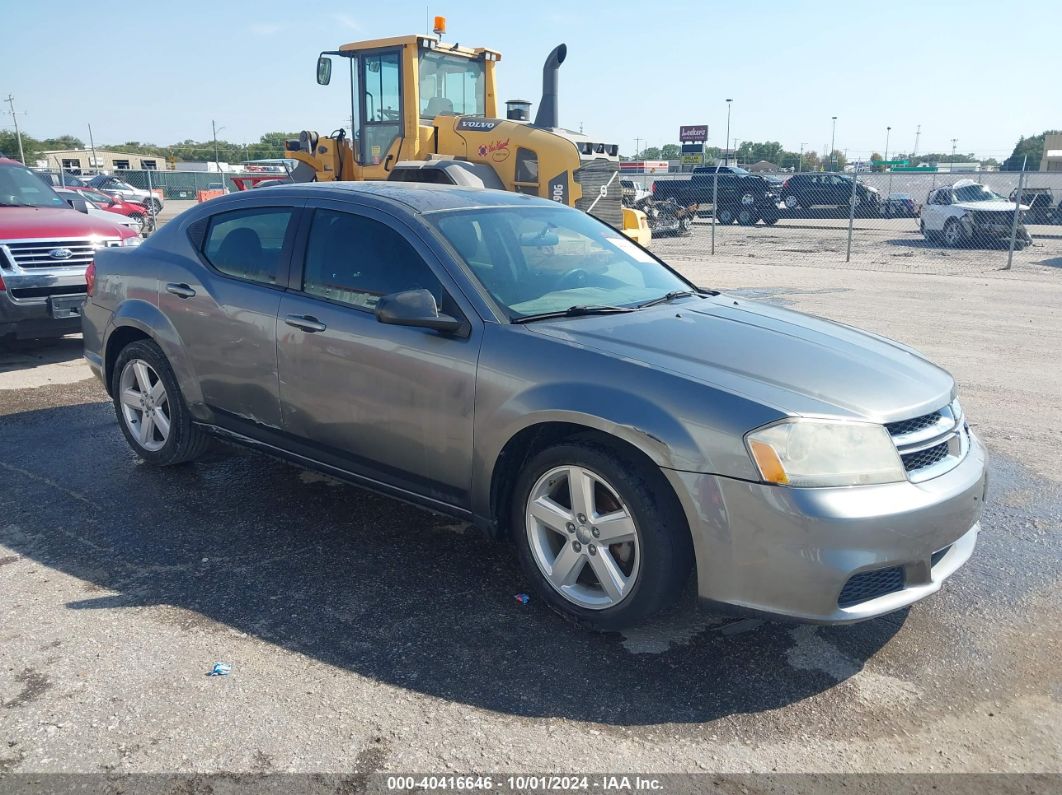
[525,296,954,421]
[954,199,1026,212]
[0,206,134,239]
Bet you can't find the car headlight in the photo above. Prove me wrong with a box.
[121,236,142,247]
[745,419,905,487]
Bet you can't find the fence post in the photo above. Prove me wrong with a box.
[711,166,719,256]
[846,166,859,262]
[145,168,158,234]
[1005,156,1028,271]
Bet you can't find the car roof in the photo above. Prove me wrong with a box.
[210,181,562,215]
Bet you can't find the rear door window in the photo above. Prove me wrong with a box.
[202,207,294,285]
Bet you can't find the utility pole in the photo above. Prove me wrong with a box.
[724,99,733,165]
[212,120,227,191]
[798,142,806,173]
[87,123,99,175]
[951,138,958,158]
[829,116,837,171]
[913,124,921,158]
[3,95,26,164]
[634,137,642,159]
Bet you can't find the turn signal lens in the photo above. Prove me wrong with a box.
[85,261,96,297]
[749,440,789,485]
[0,272,6,292]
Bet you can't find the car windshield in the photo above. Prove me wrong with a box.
[81,190,114,205]
[954,183,1002,203]
[0,164,68,208]
[430,206,692,320]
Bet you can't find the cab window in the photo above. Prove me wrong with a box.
[419,52,485,118]
[202,207,294,285]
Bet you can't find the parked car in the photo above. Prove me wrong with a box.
[651,165,778,225]
[779,172,880,214]
[921,180,1030,248]
[620,178,650,203]
[882,193,918,218]
[65,186,153,234]
[83,183,987,630]
[1008,187,1056,225]
[0,157,139,341]
[32,169,89,188]
[86,174,164,213]
[54,188,143,234]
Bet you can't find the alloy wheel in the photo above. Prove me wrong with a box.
[525,465,641,610]
[118,359,171,452]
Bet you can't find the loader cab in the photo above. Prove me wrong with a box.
[316,35,499,177]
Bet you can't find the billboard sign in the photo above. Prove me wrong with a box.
[679,125,708,142]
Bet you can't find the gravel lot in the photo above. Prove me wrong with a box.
[1,228,1060,789]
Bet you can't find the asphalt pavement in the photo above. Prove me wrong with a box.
[0,256,1059,790]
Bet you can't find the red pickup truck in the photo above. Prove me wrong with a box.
[1,157,140,340]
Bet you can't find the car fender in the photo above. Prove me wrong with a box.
[106,299,206,413]
[471,380,712,523]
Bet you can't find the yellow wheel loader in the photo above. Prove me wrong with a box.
[282,27,650,245]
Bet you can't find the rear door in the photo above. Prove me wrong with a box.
[276,202,481,508]
[161,202,301,429]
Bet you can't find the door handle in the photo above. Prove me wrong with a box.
[284,314,327,333]
[165,282,196,299]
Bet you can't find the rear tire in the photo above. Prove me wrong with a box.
[111,339,211,466]
[783,194,800,210]
[511,440,693,631]
[737,208,759,226]
[716,206,736,225]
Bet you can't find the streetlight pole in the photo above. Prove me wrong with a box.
[3,95,26,164]
[884,126,891,169]
[634,137,642,159]
[87,124,99,175]
[212,120,227,192]
[798,142,806,173]
[829,116,837,171]
[724,99,732,166]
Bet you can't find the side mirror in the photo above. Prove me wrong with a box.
[519,231,560,247]
[69,197,89,214]
[316,55,332,85]
[375,289,468,336]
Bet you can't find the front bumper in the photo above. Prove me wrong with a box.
[664,432,988,623]
[0,268,87,339]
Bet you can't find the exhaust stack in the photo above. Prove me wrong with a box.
[533,44,567,129]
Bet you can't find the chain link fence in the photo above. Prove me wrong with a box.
[629,160,1062,276]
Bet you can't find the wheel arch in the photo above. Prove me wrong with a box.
[104,301,204,410]
[484,417,688,541]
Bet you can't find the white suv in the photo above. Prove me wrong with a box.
[920,179,1029,248]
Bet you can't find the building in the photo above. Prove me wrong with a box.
[746,160,779,173]
[37,149,164,174]
[1041,134,1062,172]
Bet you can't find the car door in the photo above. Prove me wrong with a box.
[160,202,301,429]
[276,202,481,509]
[922,188,950,231]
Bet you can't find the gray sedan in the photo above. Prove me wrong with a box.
[82,183,987,630]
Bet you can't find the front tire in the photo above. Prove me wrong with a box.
[737,208,759,226]
[111,339,210,466]
[511,441,693,631]
[716,206,736,225]
[943,218,967,247]
[783,194,800,210]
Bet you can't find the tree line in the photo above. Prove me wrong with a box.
[627,132,1058,172]
[0,131,297,166]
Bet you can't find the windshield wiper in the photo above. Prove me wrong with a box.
[512,304,636,324]
[638,289,700,308]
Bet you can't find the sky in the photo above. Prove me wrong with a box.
[2,0,1058,161]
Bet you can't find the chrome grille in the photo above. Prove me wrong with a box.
[901,442,949,472]
[885,412,941,437]
[886,400,967,482]
[2,239,110,269]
